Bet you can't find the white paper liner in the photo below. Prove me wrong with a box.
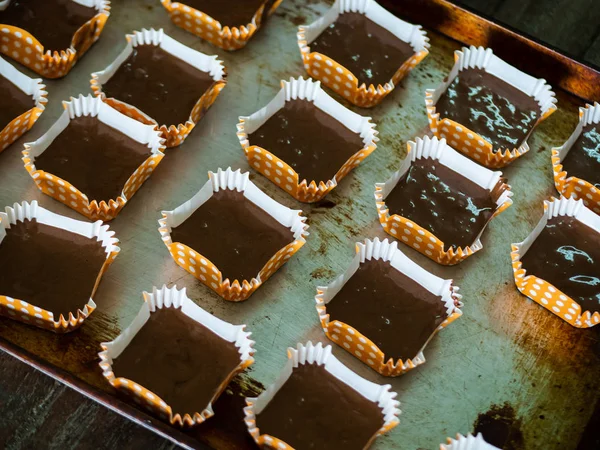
[99,284,255,426]
[512,196,600,328]
[238,76,378,189]
[0,55,47,110]
[91,27,225,128]
[555,102,600,163]
[441,433,500,450]
[316,237,462,372]
[376,136,513,252]
[244,341,400,448]
[23,94,165,212]
[159,167,309,287]
[0,200,120,326]
[426,46,557,158]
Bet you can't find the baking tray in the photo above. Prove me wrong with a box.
[0,1,599,449]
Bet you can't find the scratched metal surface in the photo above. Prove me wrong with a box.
[0,0,598,449]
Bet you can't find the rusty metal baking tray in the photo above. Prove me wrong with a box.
[0,0,599,449]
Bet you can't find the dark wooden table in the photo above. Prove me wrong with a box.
[1,1,599,449]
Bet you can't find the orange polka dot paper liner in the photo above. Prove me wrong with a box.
[99,285,255,427]
[159,168,309,302]
[511,196,600,328]
[238,77,378,203]
[244,341,401,449]
[91,28,227,148]
[426,46,557,169]
[160,0,282,51]
[0,0,110,78]
[552,102,600,213]
[375,136,513,265]
[0,200,119,333]
[0,55,47,153]
[441,433,499,450]
[297,0,429,108]
[316,238,462,377]
[22,94,165,222]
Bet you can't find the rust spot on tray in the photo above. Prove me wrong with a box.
[310,267,335,280]
[473,402,524,450]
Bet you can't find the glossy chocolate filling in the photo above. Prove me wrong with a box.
[0,75,34,131]
[561,122,600,189]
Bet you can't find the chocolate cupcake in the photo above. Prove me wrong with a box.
[159,168,308,301]
[238,77,378,202]
[0,200,119,333]
[23,95,165,221]
[0,0,110,78]
[316,238,462,376]
[91,28,226,148]
[375,136,512,265]
[0,55,46,152]
[511,196,600,328]
[99,285,254,427]
[244,341,400,450]
[426,46,557,168]
[298,0,429,108]
[552,103,600,213]
[160,0,282,51]
[442,434,500,450]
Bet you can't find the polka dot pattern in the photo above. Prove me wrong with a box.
[552,151,600,215]
[298,28,428,108]
[161,0,283,51]
[0,8,109,78]
[0,106,45,154]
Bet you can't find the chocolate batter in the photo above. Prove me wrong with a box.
[520,216,600,313]
[327,259,448,360]
[34,116,152,202]
[435,68,541,150]
[170,189,294,282]
[112,307,242,416]
[0,0,97,50]
[561,123,600,188]
[385,158,497,250]
[249,99,364,183]
[184,0,269,27]
[0,75,34,131]
[101,45,216,126]
[309,12,415,87]
[0,219,106,319]
[256,363,384,450]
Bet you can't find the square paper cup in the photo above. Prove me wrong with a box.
[375,136,513,265]
[298,0,429,108]
[442,434,499,450]
[511,196,600,328]
[0,200,119,333]
[237,76,378,202]
[244,341,401,450]
[23,94,165,222]
[0,55,46,152]
[552,102,600,212]
[316,238,462,377]
[160,0,282,51]
[159,167,309,302]
[426,46,557,168]
[0,0,110,78]
[91,28,226,148]
[99,285,255,427]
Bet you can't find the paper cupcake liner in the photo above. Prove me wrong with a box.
[23,94,165,221]
[426,46,557,168]
[315,238,462,376]
[297,0,429,108]
[0,0,110,78]
[0,56,47,153]
[375,136,512,265]
[511,196,600,328]
[91,28,226,148]
[237,77,378,203]
[244,341,401,449]
[159,168,309,301]
[0,200,119,333]
[160,0,282,51]
[99,285,255,427]
[441,433,500,450]
[552,102,600,212]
